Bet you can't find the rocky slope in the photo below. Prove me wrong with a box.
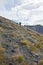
[0,16,43,65]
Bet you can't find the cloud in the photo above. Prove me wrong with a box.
[5,0,23,10]
[22,3,41,10]
[0,0,6,10]
[0,0,43,25]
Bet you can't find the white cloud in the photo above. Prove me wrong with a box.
[0,0,43,25]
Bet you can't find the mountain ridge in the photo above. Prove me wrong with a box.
[24,25,43,34]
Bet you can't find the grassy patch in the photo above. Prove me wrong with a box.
[12,54,24,63]
[21,39,28,45]
[34,43,43,50]
[39,60,43,65]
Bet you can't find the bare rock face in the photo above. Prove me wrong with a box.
[0,16,43,65]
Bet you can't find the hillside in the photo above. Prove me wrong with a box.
[25,25,43,34]
[0,16,43,65]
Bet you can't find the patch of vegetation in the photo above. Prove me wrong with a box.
[0,24,13,30]
[13,45,19,48]
[12,54,24,63]
[0,27,5,32]
[39,60,43,65]
[0,45,6,64]
[21,39,38,53]
[16,55,24,63]
[2,43,9,48]
[34,43,43,50]
[0,45,5,53]
[21,39,28,45]
[28,44,38,53]
[30,62,37,65]
[0,16,43,65]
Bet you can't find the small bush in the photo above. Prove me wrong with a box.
[12,54,24,63]
[17,55,24,63]
[21,39,28,45]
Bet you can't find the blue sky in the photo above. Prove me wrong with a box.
[0,0,43,25]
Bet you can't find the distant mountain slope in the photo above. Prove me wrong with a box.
[0,16,43,65]
[25,25,43,34]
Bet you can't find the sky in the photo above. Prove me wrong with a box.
[0,0,43,25]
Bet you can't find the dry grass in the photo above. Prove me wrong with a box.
[21,39,38,53]
[34,43,43,50]
[21,39,28,45]
[39,60,43,65]
[12,54,24,63]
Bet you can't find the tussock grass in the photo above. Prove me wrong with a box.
[39,60,43,65]
[21,39,38,53]
[34,43,43,50]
